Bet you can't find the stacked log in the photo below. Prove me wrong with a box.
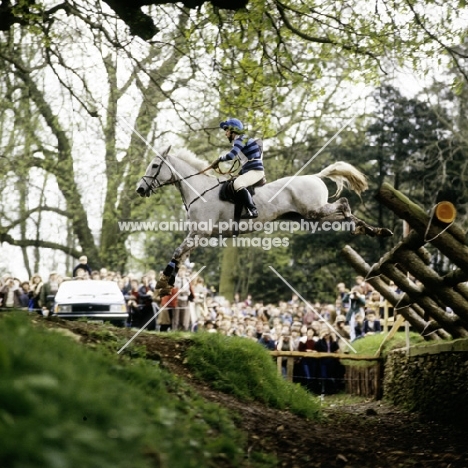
[341,246,447,339]
[342,183,468,339]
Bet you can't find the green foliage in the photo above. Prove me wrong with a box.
[0,313,248,468]
[185,333,321,419]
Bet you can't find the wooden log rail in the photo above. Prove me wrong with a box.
[369,183,468,338]
[341,245,448,339]
[376,183,468,273]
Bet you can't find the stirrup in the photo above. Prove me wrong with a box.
[241,207,258,219]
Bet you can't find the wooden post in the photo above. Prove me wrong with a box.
[375,314,406,357]
[383,300,389,333]
[286,357,294,382]
[405,320,410,354]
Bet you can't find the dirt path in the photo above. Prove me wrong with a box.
[41,318,468,468]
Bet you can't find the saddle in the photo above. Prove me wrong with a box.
[219,177,266,204]
[219,177,266,232]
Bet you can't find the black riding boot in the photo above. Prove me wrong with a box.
[237,188,258,219]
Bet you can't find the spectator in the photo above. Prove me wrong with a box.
[245,326,258,341]
[336,282,350,316]
[335,315,351,340]
[40,272,60,311]
[354,275,373,297]
[73,256,92,278]
[315,329,341,394]
[29,274,44,311]
[277,332,294,377]
[303,306,317,327]
[74,268,88,280]
[288,294,300,307]
[18,282,31,307]
[0,278,22,308]
[353,312,366,341]
[244,294,252,307]
[256,307,270,323]
[146,270,157,290]
[258,332,276,350]
[125,279,141,327]
[173,266,192,331]
[137,276,157,330]
[366,291,383,318]
[192,276,207,323]
[364,310,382,336]
[298,327,318,391]
[158,286,178,332]
[344,287,366,340]
[204,320,217,333]
[290,327,301,351]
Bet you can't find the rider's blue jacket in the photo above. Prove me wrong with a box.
[219,135,264,174]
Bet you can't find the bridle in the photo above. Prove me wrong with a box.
[139,155,239,211]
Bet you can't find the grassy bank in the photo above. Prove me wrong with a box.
[185,333,321,419]
[0,313,247,468]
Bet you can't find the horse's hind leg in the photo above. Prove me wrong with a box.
[307,197,351,220]
[337,197,351,219]
[306,198,393,237]
[350,215,393,238]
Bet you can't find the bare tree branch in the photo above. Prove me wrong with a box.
[0,230,82,258]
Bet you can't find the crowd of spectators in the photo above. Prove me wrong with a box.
[1,256,387,394]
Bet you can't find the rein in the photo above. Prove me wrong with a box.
[142,157,238,212]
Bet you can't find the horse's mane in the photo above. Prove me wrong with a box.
[170,147,211,173]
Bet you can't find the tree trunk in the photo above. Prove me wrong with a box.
[219,239,238,301]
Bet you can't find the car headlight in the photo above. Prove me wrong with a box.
[56,305,72,313]
[110,304,127,313]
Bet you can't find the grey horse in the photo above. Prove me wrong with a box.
[136,146,391,293]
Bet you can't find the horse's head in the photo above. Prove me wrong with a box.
[136,146,173,197]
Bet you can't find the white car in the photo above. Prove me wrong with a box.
[53,280,128,325]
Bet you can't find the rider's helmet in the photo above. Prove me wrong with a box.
[219,118,244,133]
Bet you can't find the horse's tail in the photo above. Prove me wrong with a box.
[316,161,368,198]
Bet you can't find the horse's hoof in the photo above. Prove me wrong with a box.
[378,228,393,237]
[156,274,170,290]
[352,226,366,236]
[156,287,173,298]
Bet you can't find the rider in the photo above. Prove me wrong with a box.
[213,118,264,219]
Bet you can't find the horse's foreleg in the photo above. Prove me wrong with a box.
[156,232,198,295]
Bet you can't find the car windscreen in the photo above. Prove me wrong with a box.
[55,281,124,301]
